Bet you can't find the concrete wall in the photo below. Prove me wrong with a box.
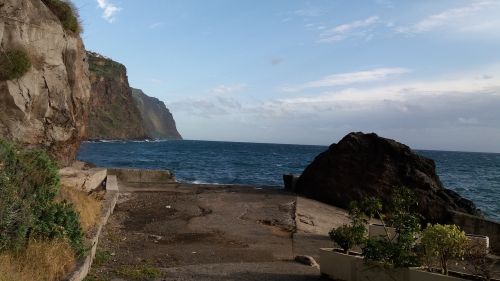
[65,175,119,281]
[450,211,500,254]
[107,168,175,183]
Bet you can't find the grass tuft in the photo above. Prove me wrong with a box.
[59,185,102,232]
[0,49,31,81]
[41,0,81,34]
[115,265,161,281]
[0,239,75,281]
[93,250,112,266]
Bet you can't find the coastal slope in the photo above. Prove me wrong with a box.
[86,51,147,140]
[132,88,182,140]
[0,0,90,165]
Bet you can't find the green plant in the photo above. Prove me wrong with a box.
[421,224,469,275]
[33,202,85,257]
[115,265,161,281]
[0,49,31,81]
[329,224,364,254]
[329,200,380,253]
[93,250,112,266]
[0,139,84,257]
[41,0,81,34]
[362,186,421,268]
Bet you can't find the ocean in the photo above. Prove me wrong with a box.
[77,140,500,221]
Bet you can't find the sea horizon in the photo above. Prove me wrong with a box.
[83,138,500,155]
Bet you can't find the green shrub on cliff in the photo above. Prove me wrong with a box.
[0,139,84,257]
[41,0,81,34]
[0,49,31,81]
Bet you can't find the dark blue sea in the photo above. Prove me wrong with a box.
[77,140,500,221]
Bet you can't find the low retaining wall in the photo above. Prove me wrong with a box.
[107,168,175,183]
[450,211,500,254]
[65,175,119,281]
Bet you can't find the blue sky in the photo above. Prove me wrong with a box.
[73,0,500,152]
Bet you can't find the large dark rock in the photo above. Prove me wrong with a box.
[294,132,481,223]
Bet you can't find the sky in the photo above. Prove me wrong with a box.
[72,0,500,153]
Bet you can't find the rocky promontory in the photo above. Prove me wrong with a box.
[294,132,481,223]
[0,0,90,165]
[86,52,182,140]
[132,88,182,140]
[85,52,147,140]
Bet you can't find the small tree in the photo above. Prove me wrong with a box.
[362,186,421,268]
[421,224,468,275]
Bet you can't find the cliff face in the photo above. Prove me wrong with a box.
[0,0,90,165]
[86,52,147,140]
[131,88,182,140]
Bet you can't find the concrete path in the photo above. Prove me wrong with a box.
[86,172,351,281]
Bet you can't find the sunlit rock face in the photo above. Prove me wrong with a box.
[0,0,91,165]
[85,51,147,140]
[132,88,182,140]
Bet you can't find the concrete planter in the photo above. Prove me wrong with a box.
[466,234,489,254]
[353,259,406,281]
[320,248,362,281]
[319,248,473,281]
[408,268,467,281]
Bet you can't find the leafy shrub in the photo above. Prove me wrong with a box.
[329,224,364,254]
[41,0,81,34]
[0,139,84,257]
[34,202,85,257]
[421,224,468,275]
[0,49,31,81]
[329,200,380,253]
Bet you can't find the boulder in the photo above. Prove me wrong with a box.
[294,132,481,223]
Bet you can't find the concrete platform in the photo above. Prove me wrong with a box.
[86,177,350,280]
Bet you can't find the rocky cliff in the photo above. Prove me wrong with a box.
[131,88,182,140]
[85,51,147,140]
[0,0,90,165]
[294,132,481,223]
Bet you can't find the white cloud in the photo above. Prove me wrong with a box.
[458,117,480,125]
[395,0,496,34]
[281,67,410,92]
[210,84,247,95]
[294,7,323,18]
[170,67,500,152]
[320,16,379,42]
[168,84,247,118]
[149,22,164,29]
[148,78,164,84]
[96,0,121,23]
[260,74,500,123]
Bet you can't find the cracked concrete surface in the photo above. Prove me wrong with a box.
[87,179,351,281]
